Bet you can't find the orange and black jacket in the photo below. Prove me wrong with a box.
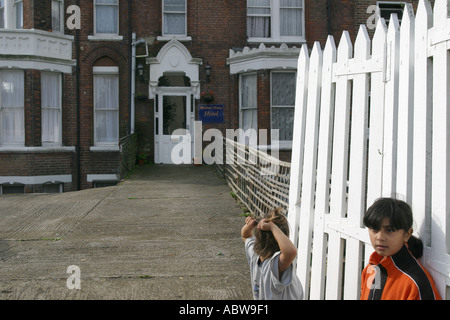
[361,245,441,300]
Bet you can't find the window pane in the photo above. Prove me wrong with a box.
[247,17,270,38]
[94,75,119,143]
[1,70,24,145]
[96,110,119,142]
[163,13,185,35]
[272,72,296,141]
[241,74,258,145]
[15,1,23,29]
[241,74,257,109]
[164,0,185,12]
[272,107,294,141]
[0,0,5,28]
[97,0,118,4]
[163,96,186,135]
[94,76,119,109]
[247,0,271,38]
[96,5,118,33]
[280,1,303,37]
[41,73,61,144]
[52,0,61,32]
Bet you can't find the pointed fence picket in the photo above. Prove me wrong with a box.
[288,0,450,300]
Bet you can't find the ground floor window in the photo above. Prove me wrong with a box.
[93,66,119,146]
[0,69,24,146]
[240,73,258,145]
[41,72,62,146]
[271,71,296,143]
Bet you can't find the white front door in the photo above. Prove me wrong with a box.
[154,90,194,164]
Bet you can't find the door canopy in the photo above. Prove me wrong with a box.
[147,39,202,99]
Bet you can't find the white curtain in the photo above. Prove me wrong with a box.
[280,0,303,37]
[272,72,296,141]
[94,75,119,144]
[0,70,24,145]
[96,0,118,34]
[247,0,270,38]
[163,0,186,35]
[41,72,61,144]
[241,74,258,146]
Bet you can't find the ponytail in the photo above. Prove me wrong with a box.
[407,235,424,259]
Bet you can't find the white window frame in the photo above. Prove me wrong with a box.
[270,70,296,149]
[162,0,187,37]
[90,0,123,41]
[0,69,25,147]
[92,66,119,150]
[41,72,62,147]
[247,0,305,44]
[51,0,64,33]
[239,73,258,146]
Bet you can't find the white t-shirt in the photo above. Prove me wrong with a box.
[245,236,304,300]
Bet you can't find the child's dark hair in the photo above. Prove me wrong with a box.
[363,197,423,258]
[253,207,289,260]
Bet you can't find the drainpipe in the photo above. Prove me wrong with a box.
[75,0,81,190]
[327,0,332,36]
[128,0,133,134]
[131,35,148,135]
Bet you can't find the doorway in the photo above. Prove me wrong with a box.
[154,89,195,164]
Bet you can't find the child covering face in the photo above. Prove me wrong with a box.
[360,198,442,300]
[241,207,304,300]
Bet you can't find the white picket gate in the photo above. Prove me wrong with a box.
[288,0,450,300]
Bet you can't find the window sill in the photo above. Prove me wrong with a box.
[90,146,120,152]
[247,37,305,44]
[258,141,292,151]
[157,35,192,42]
[88,35,123,42]
[0,146,75,153]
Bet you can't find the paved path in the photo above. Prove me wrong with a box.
[0,165,253,300]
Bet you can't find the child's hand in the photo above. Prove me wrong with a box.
[257,219,274,232]
[245,216,257,228]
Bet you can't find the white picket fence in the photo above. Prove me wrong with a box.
[288,0,450,299]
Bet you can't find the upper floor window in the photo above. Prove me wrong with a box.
[94,0,119,35]
[0,0,23,29]
[163,0,186,36]
[377,1,406,25]
[14,0,22,29]
[0,0,5,28]
[247,0,304,43]
[52,0,64,33]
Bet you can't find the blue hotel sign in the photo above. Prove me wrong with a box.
[198,104,224,123]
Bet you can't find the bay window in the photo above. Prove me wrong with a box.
[271,72,296,144]
[0,70,24,146]
[41,72,62,146]
[240,74,258,146]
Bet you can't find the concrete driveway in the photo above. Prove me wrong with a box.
[0,164,253,300]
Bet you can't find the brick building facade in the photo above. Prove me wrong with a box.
[0,0,420,193]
